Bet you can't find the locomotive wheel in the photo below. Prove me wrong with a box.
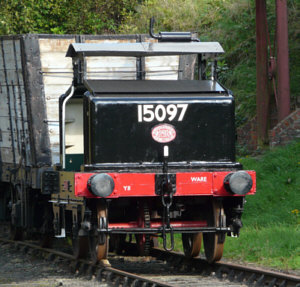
[136,203,151,256]
[182,232,202,258]
[89,200,110,266]
[203,200,225,263]
[73,235,89,259]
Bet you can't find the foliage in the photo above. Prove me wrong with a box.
[1,0,299,119]
[0,0,139,34]
[1,0,299,122]
[120,0,226,34]
[120,0,300,125]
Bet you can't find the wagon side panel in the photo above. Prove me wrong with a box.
[0,36,32,182]
[22,34,52,167]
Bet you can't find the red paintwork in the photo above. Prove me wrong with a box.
[108,220,207,229]
[75,173,155,198]
[74,171,256,198]
[176,172,213,195]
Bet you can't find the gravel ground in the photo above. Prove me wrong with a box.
[0,241,247,287]
[1,222,297,287]
[0,242,107,287]
[110,256,248,287]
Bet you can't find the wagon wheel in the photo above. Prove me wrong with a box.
[10,185,23,241]
[89,200,110,266]
[136,203,151,256]
[39,228,53,248]
[203,200,225,263]
[10,224,23,241]
[39,204,54,248]
[73,234,89,259]
[182,232,202,258]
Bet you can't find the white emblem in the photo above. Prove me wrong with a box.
[151,124,176,143]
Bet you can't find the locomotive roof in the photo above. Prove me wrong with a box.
[66,42,224,58]
[84,80,226,94]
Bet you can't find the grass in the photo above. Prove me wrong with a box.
[223,140,300,270]
[223,225,300,270]
[240,140,300,227]
[159,141,300,270]
[160,224,300,270]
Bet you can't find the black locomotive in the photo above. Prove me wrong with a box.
[0,27,255,265]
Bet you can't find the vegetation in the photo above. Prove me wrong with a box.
[0,0,138,34]
[224,140,300,269]
[224,225,299,269]
[120,0,300,126]
[239,140,300,227]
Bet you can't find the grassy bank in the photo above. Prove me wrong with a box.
[224,225,299,270]
[238,141,300,227]
[223,140,300,270]
[159,141,300,270]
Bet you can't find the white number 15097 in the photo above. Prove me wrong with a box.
[138,104,188,122]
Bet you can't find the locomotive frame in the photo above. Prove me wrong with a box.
[0,31,256,265]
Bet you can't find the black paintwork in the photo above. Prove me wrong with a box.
[83,162,242,171]
[42,170,60,195]
[84,80,235,166]
[22,35,52,166]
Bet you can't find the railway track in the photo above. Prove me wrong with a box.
[0,238,171,287]
[150,247,300,287]
[0,224,299,287]
[0,236,244,287]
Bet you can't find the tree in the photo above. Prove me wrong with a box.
[0,0,139,35]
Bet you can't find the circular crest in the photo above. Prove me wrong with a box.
[151,124,176,143]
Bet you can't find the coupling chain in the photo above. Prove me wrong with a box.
[161,189,174,251]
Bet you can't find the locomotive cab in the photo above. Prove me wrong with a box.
[49,37,256,265]
[83,80,235,165]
